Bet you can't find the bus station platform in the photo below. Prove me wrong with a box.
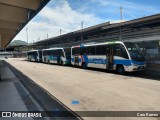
[0,60,80,120]
[2,58,160,120]
[0,60,34,120]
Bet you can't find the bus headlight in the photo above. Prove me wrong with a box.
[131,63,137,66]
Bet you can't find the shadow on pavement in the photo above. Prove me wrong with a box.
[23,59,160,81]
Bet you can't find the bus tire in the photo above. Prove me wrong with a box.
[82,62,87,69]
[116,65,125,74]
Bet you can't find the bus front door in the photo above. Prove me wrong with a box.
[74,55,79,65]
[57,55,61,64]
[106,45,114,69]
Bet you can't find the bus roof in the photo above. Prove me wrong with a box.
[42,47,63,51]
[27,50,41,52]
[0,52,13,54]
[71,41,123,48]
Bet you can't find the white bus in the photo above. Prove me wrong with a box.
[71,41,146,74]
[0,52,13,58]
[27,50,42,62]
[42,48,71,65]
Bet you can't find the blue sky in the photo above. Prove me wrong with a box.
[13,0,160,43]
[69,0,159,19]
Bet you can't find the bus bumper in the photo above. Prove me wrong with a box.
[125,65,146,72]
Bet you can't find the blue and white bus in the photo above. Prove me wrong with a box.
[27,50,42,62]
[42,48,71,65]
[71,41,146,74]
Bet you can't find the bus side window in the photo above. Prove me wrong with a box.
[72,48,75,55]
[56,50,59,56]
[96,45,106,55]
[87,46,95,55]
[106,45,110,56]
[80,47,86,55]
[48,50,50,56]
[73,47,80,55]
[45,50,48,56]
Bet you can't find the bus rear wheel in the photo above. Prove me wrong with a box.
[116,65,125,74]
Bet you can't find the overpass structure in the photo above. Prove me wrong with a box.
[0,0,50,49]
[35,13,160,64]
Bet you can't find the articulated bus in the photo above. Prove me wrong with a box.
[71,41,146,74]
[27,50,42,62]
[42,48,71,65]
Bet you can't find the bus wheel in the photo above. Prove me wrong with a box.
[48,60,50,64]
[116,65,125,74]
[82,62,87,69]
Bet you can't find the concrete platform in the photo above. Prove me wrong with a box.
[0,60,80,120]
[0,60,34,120]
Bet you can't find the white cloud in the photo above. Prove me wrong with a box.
[13,0,159,43]
[13,0,102,43]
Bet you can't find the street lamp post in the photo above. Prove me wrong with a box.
[26,28,28,44]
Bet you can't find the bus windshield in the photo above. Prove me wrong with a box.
[124,42,145,62]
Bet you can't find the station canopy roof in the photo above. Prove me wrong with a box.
[0,0,50,49]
